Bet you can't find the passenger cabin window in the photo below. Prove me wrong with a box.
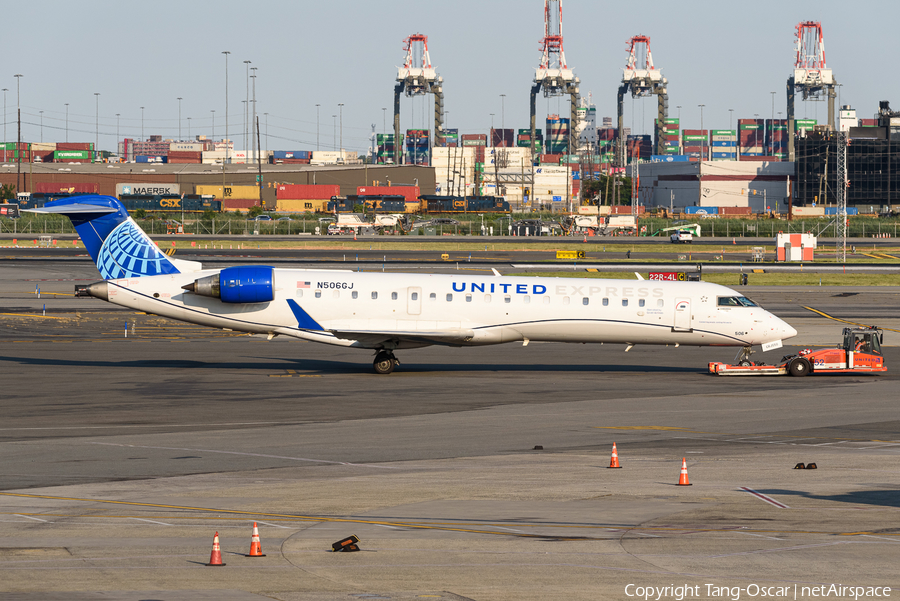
[371,291,378,300]
[622,299,628,307]
[446,293,453,302]
[563,296,570,305]
[296,290,303,298]
[543,296,550,304]
[484,294,491,303]
[333,290,340,298]
[602,298,609,306]
[391,292,398,300]
[504,296,511,304]
[352,291,358,299]
[411,292,418,301]
[582,297,589,306]
[639,299,645,307]
[429,292,436,301]
[465,294,472,302]
[523,295,531,304]
[315,290,322,298]
[657,299,664,308]
[718,296,759,307]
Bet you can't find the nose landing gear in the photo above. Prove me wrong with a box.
[373,350,400,375]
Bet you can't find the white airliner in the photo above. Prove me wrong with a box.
[31,196,797,374]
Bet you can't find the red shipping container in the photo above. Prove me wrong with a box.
[357,186,420,203]
[461,134,487,142]
[222,199,259,210]
[276,184,341,200]
[167,151,202,159]
[718,206,752,216]
[56,143,93,151]
[166,158,201,164]
[274,158,311,164]
[35,182,99,194]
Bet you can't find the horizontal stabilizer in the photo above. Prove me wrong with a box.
[23,204,119,215]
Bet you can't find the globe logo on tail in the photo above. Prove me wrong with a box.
[97,219,180,279]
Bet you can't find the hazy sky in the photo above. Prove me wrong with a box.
[4,0,898,153]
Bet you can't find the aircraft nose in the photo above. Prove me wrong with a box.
[782,321,798,340]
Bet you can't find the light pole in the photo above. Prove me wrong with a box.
[251,67,257,163]
[140,106,145,142]
[14,74,22,192]
[729,108,734,131]
[187,116,191,139]
[490,113,495,145]
[332,114,337,151]
[94,93,100,158]
[264,112,268,157]
[177,97,182,139]
[698,104,705,131]
[2,89,7,147]
[500,94,506,142]
[222,50,230,163]
[676,105,682,122]
[243,60,251,152]
[338,103,344,153]
[382,107,386,134]
[316,104,320,151]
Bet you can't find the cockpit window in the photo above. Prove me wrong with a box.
[717,296,759,307]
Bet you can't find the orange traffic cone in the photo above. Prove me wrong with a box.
[353,231,357,241]
[247,522,266,557]
[608,442,622,469]
[732,237,736,245]
[206,532,226,566]
[676,458,692,486]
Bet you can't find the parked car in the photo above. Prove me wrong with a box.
[253,215,272,221]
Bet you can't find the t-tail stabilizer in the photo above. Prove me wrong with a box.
[25,195,202,279]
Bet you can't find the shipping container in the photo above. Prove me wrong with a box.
[357,186,420,204]
[272,150,311,160]
[195,185,261,199]
[684,206,719,215]
[135,155,167,163]
[276,184,341,200]
[719,206,752,216]
[36,182,100,195]
[276,199,329,213]
[118,194,221,213]
[116,183,179,196]
[54,149,91,160]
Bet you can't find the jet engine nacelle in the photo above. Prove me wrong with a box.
[182,266,274,303]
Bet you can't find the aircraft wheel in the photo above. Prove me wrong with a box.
[789,358,810,377]
[738,360,753,367]
[373,352,396,375]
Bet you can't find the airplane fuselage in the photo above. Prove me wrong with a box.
[94,268,796,351]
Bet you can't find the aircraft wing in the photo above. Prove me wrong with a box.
[328,327,475,346]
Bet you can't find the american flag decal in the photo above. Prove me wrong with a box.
[297,281,310,289]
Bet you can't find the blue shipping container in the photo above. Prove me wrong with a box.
[650,155,690,163]
[824,207,859,216]
[712,152,736,158]
[685,206,719,215]
[712,141,736,147]
[135,156,167,163]
[273,151,310,160]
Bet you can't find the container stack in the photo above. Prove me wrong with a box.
[682,130,709,160]
[405,129,429,165]
[196,184,262,211]
[276,184,339,213]
[626,135,652,163]
[461,134,487,147]
[490,128,514,148]
[657,118,681,154]
[794,119,817,134]
[766,120,788,159]
[598,128,617,164]
[739,119,765,157]
[375,134,401,164]
[432,147,478,195]
[441,128,459,147]
[516,128,543,153]
[31,142,56,162]
[710,130,736,161]
[545,115,570,154]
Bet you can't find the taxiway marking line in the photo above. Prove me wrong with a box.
[13,514,50,523]
[740,487,789,509]
[130,518,172,526]
[87,442,397,469]
[802,306,900,333]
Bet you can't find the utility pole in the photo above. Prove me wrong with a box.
[2,89,7,154]
[243,60,251,153]
[39,111,43,142]
[140,106,145,142]
[177,97,182,139]
[116,114,120,157]
[316,104,320,151]
[250,67,257,164]
[211,109,215,139]
[338,103,344,154]
[15,74,22,193]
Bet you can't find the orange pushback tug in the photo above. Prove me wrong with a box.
[709,327,886,376]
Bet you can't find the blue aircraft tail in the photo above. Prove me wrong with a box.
[30,195,199,280]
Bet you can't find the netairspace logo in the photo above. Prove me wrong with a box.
[624,583,892,600]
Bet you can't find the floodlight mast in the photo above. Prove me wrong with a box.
[787,21,836,161]
[530,0,581,159]
[393,33,444,164]
[617,35,668,167]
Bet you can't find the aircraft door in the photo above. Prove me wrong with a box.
[673,297,692,332]
[407,287,422,316]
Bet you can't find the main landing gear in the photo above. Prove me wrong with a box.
[373,350,400,375]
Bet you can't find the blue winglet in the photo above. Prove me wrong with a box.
[287,299,324,331]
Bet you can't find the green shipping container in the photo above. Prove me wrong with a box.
[683,135,708,141]
[711,130,735,136]
[54,150,91,160]
[739,124,762,130]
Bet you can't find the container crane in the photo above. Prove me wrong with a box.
[617,35,668,166]
[530,0,581,158]
[393,33,444,164]
[787,21,836,161]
